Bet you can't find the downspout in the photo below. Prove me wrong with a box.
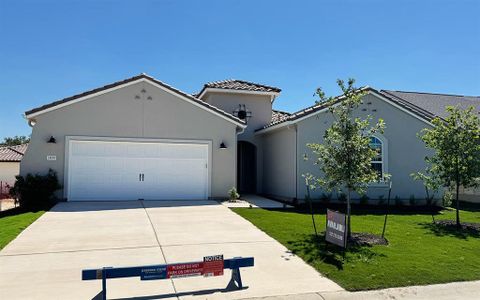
[294,124,298,202]
[288,124,298,203]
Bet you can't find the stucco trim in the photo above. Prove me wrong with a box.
[63,136,213,201]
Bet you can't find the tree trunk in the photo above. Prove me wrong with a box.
[456,181,461,227]
[347,189,352,239]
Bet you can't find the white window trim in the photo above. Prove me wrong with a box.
[369,133,389,187]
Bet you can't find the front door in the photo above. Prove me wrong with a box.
[237,141,256,193]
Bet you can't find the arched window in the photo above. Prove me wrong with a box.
[370,136,383,180]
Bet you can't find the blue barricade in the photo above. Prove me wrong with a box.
[82,256,254,300]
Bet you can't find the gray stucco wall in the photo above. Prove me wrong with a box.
[21,81,239,199]
[296,93,436,202]
[203,92,273,192]
[261,126,296,199]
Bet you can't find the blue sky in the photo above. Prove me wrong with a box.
[0,0,479,138]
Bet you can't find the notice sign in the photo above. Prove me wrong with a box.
[203,255,224,277]
[326,209,347,248]
[167,263,203,278]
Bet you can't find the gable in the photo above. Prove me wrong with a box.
[25,74,245,128]
[256,88,434,134]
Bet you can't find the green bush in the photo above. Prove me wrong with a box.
[442,189,453,207]
[9,169,61,209]
[337,193,347,203]
[359,194,369,205]
[228,187,240,201]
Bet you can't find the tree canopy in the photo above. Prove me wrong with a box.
[419,105,480,225]
[1,135,30,146]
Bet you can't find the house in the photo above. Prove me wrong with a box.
[20,74,480,202]
[0,144,28,192]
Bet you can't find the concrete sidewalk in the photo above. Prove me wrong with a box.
[221,194,292,209]
[0,200,340,299]
[245,280,480,300]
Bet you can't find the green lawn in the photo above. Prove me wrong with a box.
[232,206,480,291]
[0,208,45,250]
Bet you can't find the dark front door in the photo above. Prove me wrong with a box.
[237,141,256,193]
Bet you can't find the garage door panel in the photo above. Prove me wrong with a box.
[67,140,209,201]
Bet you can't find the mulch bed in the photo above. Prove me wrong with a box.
[435,220,480,232]
[348,232,388,246]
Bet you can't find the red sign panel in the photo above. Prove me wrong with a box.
[203,255,224,277]
[167,262,203,278]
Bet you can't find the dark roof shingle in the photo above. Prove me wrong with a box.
[0,144,28,162]
[379,90,480,119]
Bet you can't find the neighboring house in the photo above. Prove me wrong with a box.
[20,74,480,202]
[0,144,28,191]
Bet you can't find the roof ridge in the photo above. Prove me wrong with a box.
[272,109,291,115]
[383,89,480,98]
[7,146,25,156]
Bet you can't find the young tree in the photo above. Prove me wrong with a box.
[411,165,443,205]
[419,106,480,226]
[1,135,30,146]
[306,79,386,238]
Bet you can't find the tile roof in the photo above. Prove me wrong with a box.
[259,88,480,131]
[0,144,28,162]
[25,74,245,126]
[196,79,281,97]
[271,109,291,123]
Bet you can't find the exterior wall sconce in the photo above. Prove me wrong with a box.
[47,136,56,144]
[220,142,227,149]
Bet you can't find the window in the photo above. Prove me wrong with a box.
[370,136,383,181]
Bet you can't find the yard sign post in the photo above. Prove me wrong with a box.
[82,256,254,300]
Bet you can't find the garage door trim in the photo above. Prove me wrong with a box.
[64,136,212,201]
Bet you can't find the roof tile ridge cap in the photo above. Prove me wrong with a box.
[272,109,291,115]
[6,146,24,156]
[234,79,281,91]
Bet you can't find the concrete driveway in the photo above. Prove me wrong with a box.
[0,200,342,299]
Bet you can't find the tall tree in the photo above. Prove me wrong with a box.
[306,79,386,238]
[419,106,480,226]
[1,135,30,146]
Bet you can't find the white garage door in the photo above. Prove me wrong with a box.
[67,139,209,201]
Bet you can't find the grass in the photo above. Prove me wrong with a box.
[232,205,480,291]
[0,207,46,250]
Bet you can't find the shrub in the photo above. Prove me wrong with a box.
[394,196,402,206]
[338,193,347,203]
[409,194,416,206]
[320,193,332,204]
[10,169,61,210]
[359,194,369,205]
[442,189,453,207]
[228,187,240,201]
